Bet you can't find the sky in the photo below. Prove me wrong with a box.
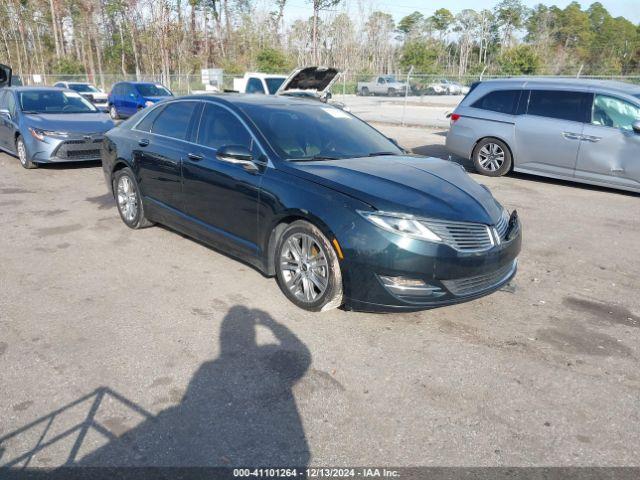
[281,0,640,25]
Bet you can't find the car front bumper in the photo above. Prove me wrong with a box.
[27,133,105,163]
[339,216,522,312]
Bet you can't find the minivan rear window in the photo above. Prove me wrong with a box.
[472,90,520,115]
[527,90,592,123]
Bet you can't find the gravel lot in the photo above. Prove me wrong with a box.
[0,123,639,468]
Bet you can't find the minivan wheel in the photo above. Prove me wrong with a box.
[112,167,153,229]
[472,138,512,177]
[275,220,343,312]
[109,105,120,120]
[16,136,36,169]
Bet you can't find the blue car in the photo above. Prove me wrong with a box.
[101,95,521,312]
[0,86,114,169]
[108,82,173,120]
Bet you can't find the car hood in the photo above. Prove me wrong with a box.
[23,113,114,133]
[284,156,503,224]
[276,66,339,97]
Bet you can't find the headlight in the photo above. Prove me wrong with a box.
[358,211,442,243]
[144,100,154,107]
[29,128,69,141]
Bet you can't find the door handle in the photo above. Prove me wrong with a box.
[582,135,601,143]
[138,138,149,147]
[187,152,204,161]
[562,132,581,140]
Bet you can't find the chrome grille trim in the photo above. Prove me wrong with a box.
[495,209,510,239]
[442,260,517,297]
[420,218,494,252]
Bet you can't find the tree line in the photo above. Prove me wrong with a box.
[1,0,638,86]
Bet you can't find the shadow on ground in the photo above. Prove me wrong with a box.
[0,306,311,467]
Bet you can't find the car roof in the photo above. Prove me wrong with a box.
[480,77,640,96]
[6,86,66,92]
[179,93,326,109]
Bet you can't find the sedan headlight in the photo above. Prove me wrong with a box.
[358,211,442,243]
[29,128,69,141]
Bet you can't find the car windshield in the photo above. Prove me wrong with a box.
[135,84,172,97]
[266,78,286,94]
[19,90,98,114]
[69,83,99,93]
[246,103,403,160]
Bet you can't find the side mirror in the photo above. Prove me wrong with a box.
[216,145,258,172]
[633,121,640,134]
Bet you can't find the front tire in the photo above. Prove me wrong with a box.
[109,105,120,120]
[16,136,37,169]
[112,167,153,229]
[275,220,343,312]
[360,87,369,96]
[472,138,512,177]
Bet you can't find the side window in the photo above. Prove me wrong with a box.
[592,94,640,131]
[113,84,121,96]
[135,105,165,132]
[151,101,198,140]
[197,103,252,151]
[6,92,17,117]
[527,90,592,123]
[377,77,385,84]
[472,90,521,115]
[246,78,265,94]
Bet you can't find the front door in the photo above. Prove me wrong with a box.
[514,89,592,177]
[121,84,139,117]
[135,101,201,210]
[576,94,640,190]
[181,102,265,258]
[0,90,18,152]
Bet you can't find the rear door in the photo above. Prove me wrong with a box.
[0,64,11,88]
[575,93,640,190]
[514,89,592,177]
[121,84,139,117]
[135,101,201,210]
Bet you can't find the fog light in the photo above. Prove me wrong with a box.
[379,275,445,298]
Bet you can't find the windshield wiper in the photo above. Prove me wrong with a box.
[367,151,397,157]
[291,155,341,162]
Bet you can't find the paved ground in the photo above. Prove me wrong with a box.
[339,94,463,127]
[0,124,639,468]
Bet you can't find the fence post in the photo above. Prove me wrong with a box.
[401,65,414,127]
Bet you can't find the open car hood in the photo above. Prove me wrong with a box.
[0,64,12,88]
[276,67,340,97]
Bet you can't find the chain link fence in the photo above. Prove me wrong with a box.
[12,71,640,127]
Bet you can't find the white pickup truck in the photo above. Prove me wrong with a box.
[357,75,409,96]
[232,73,288,95]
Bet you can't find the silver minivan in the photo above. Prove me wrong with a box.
[446,78,640,193]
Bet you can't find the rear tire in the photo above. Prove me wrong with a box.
[112,167,153,229]
[472,138,512,177]
[360,87,369,96]
[109,104,120,120]
[16,136,36,169]
[275,220,343,312]
[387,87,396,96]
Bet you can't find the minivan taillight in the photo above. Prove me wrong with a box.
[450,113,461,124]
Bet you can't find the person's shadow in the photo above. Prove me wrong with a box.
[79,306,311,466]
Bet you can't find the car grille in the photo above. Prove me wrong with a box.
[495,209,510,239]
[421,209,511,252]
[53,136,103,161]
[421,218,494,252]
[442,260,517,297]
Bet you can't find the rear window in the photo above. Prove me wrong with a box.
[472,90,520,114]
[527,90,592,123]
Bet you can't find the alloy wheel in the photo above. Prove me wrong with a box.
[478,143,505,172]
[17,139,27,166]
[117,175,138,223]
[279,233,329,303]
